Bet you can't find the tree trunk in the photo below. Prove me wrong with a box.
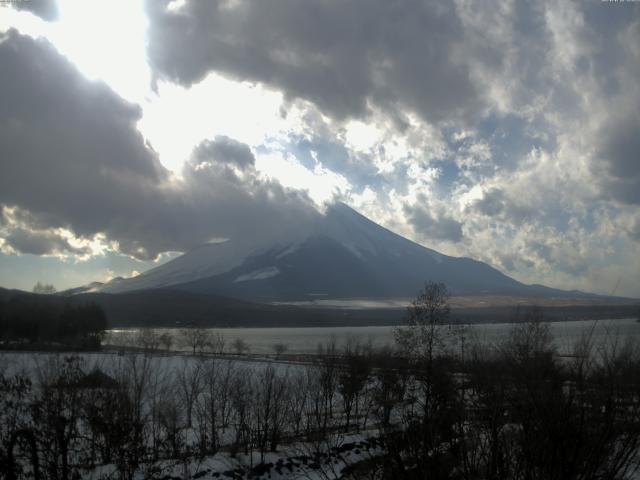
[7,429,40,480]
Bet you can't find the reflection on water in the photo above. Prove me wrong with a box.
[104,318,640,355]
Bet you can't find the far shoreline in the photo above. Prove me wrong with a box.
[103,302,639,329]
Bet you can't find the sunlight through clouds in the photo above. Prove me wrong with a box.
[0,0,150,105]
[51,0,150,104]
[139,75,291,173]
[255,151,350,205]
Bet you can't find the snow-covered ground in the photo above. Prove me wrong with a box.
[80,434,384,480]
[0,351,385,479]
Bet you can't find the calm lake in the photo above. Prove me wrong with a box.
[105,318,640,355]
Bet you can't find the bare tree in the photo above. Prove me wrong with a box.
[231,338,250,356]
[229,368,253,457]
[338,341,371,431]
[370,347,409,427]
[316,338,339,421]
[158,332,173,352]
[252,365,290,461]
[113,354,154,477]
[180,328,211,355]
[208,332,226,355]
[305,360,339,447]
[217,360,237,433]
[195,358,231,455]
[394,281,451,365]
[391,283,462,478]
[503,305,555,366]
[286,369,310,437]
[136,328,161,353]
[130,356,169,464]
[272,343,288,358]
[156,396,184,459]
[32,355,86,480]
[175,358,203,429]
[1,371,39,480]
[81,370,139,470]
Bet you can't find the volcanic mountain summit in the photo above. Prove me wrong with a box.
[97,203,579,302]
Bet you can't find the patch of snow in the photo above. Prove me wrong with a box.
[234,266,280,283]
[341,241,364,258]
[275,243,299,259]
[72,281,105,293]
[99,239,270,293]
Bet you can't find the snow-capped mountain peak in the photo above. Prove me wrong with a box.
[97,202,556,300]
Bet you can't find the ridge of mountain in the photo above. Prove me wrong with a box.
[95,203,599,302]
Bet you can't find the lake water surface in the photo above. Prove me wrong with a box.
[105,318,640,355]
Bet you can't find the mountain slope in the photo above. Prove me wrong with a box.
[99,203,586,301]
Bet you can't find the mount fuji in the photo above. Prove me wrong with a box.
[97,203,577,302]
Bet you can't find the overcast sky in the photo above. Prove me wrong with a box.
[0,0,639,297]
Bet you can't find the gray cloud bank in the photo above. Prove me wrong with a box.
[146,0,484,125]
[404,201,464,243]
[0,30,319,259]
[14,0,58,21]
[145,0,640,208]
[598,110,640,205]
[4,228,89,256]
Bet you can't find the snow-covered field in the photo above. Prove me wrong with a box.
[0,351,298,381]
[80,434,384,480]
[3,318,640,479]
[0,351,385,479]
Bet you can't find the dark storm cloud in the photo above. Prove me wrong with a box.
[145,0,638,203]
[0,31,167,241]
[3,228,89,256]
[0,30,320,259]
[472,188,506,217]
[469,188,536,227]
[581,2,640,97]
[192,136,255,169]
[404,203,463,243]
[174,138,320,251]
[597,111,640,205]
[629,218,640,242]
[587,8,640,208]
[13,0,58,21]
[145,0,483,125]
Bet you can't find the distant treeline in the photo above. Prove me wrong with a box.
[0,294,107,349]
[45,289,640,328]
[0,286,638,329]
